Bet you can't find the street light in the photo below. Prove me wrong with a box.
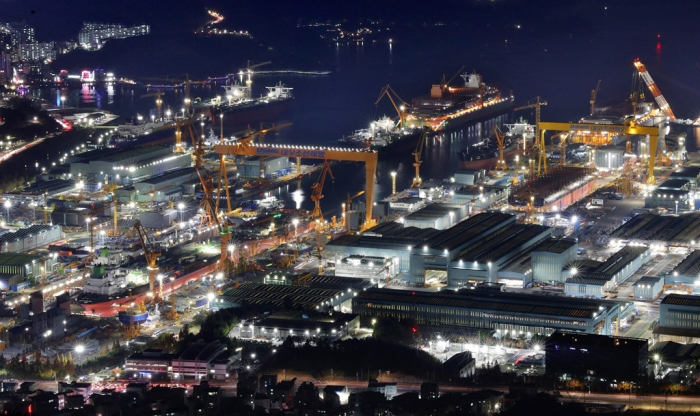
[178,202,185,222]
[3,200,10,222]
[675,200,679,215]
[228,244,235,262]
[292,218,299,238]
[390,171,397,195]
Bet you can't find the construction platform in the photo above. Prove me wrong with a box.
[508,166,596,211]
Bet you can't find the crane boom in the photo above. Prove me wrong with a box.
[633,58,676,121]
[133,221,161,296]
[515,97,548,174]
[311,161,335,220]
[375,85,410,128]
[411,129,428,188]
[590,79,601,115]
[493,125,507,171]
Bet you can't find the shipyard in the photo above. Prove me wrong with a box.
[2,2,700,415]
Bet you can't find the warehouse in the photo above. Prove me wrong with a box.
[0,224,63,253]
[240,311,360,340]
[446,223,551,287]
[51,207,89,227]
[237,156,290,178]
[132,167,195,203]
[325,234,422,275]
[545,331,648,382]
[0,253,58,282]
[403,203,468,230]
[594,146,625,171]
[564,246,651,298]
[669,166,700,189]
[665,250,700,293]
[139,208,178,229]
[644,179,691,211]
[611,213,700,246]
[453,169,485,186]
[633,276,663,300]
[451,185,509,211]
[211,282,361,311]
[352,288,632,336]
[2,179,77,206]
[334,255,398,280]
[69,145,191,185]
[531,238,578,283]
[654,294,700,343]
[171,340,232,380]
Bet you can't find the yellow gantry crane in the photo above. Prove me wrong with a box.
[515,97,548,174]
[311,161,335,220]
[493,125,507,171]
[375,85,411,129]
[411,129,429,188]
[133,221,162,302]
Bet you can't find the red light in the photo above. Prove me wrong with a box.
[412,291,416,296]
[28,405,32,414]
[412,327,417,333]
[657,34,661,38]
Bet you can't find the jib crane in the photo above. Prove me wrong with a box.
[375,85,411,129]
[440,65,466,93]
[590,79,601,115]
[493,125,507,171]
[411,129,429,188]
[133,221,162,302]
[515,97,548,174]
[311,161,335,220]
[343,190,365,231]
[215,143,379,231]
[140,91,165,121]
[633,58,676,121]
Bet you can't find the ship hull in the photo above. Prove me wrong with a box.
[195,98,291,127]
[440,97,515,131]
[458,147,519,171]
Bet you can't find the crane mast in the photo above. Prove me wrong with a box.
[514,97,548,174]
[311,161,335,220]
[375,85,410,129]
[633,58,676,121]
[133,221,161,301]
[590,79,601,115]
[492,125,507,171]
[411,129,429,189]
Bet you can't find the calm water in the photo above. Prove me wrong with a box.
[19,0,700,214]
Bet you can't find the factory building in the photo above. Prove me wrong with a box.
[564,246,650,298]
[654,294,700,344]
[0,253,58,290]
[237,156,290,178]
[633,276,664,300]
[353,288,632,336]
[403,203,468,230]
[334,255,398,280]
[665,250,700,293]
[68,146,191,185]
[51,207,89,227]
[2,179,77,207]
[124,349,174,381]
[612,213,700,246]
[545,331,648,382]
[139,208,178,229]
[451,186,509,212]
[594,146,625,171]
[644,178,691,211]
[133,167,195,203]
[171,340,233,380]
[240,311,360,340]
[0,224,63,253]
[454,169,485,186]
[531,238,578,283]
[669,166,700,189]
[389,197,424,212]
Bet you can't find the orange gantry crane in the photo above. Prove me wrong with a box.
[493,125,507,171]
[633,58,676,121]
[375,85,411,129]
[310,161,334,220]
[133,221,161,301]
[215,143,379,230]
[590,79,601,115]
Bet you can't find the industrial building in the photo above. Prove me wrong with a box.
[451,185,509,211]
[239,311,360,340]
[665,250,700,293]
[611,213,700,246]
[508,166,596,212]
[669,166,700,189]
[124,349,174,380]
[68,145,191,185]
[654,294,700,344]
[633,276,664,300]
[171,340,233,380]
[334,255,398,280]
[132,167,196,203]
[644,179,691,211]
[544,331,648,382]
[237,156,290,178]
[403,203,468,230]
[594,146,626,171]
[51,207,89,227]
[352,287,633,336]
[2,179,77,206]
[564,246,650,298]
[0,252,58,285]
[453,169,485,186]
[531,238,578,283]
[139,208,178,229]
[0,224,63,253]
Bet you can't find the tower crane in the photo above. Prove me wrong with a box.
[515,97,548,174]
[311,161,335,220]
[133,221,162,302]
[411,129,429,188]
[140,91,165,121]
[375,85,411,129]
[492,125,507,171]
[633,58,676,121]
[241,60,271,73]
[343,190,365,231]
[590,79,601,115]
[440,65,466,93]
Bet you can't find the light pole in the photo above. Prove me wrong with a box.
[4,200,10,223]
[390,171,397,195]
[675,200,679,215]
[178,202,185,222]
[292,218,299,238]
[228,244,235,266]
[61,95,66,109]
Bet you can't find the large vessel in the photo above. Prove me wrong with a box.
[457,118,534,171]
[407,71,514,132]
[339,116,422,155]
[194,81,293,126]
[114,115,175,142]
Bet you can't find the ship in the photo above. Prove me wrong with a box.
[407,71,514,131]
[113,115,175,142]
[457,118,534,171]
[193,81,293,126]
[338,116,422,155]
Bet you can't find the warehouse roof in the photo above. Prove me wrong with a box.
[218,283,343,309]
[354,287,619,320]
[657,179,690,191]
[252,311,358,332]
[0,225,58,246]
[23,179,76,195]
[661,294,700,308]
[0,252,43,267]
[138,167,193,185]
[670,250,700,276]
[591,246,648,277]
[565,276,608,286]
[455,223,550,264]
[426,212,514,251]
[634,276,661,286]
[100,146,169,163]
[547,331,647,350]
[532,238,577,254]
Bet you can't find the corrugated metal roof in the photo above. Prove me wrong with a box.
[661,294,700,308]
[0,225,57,246]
